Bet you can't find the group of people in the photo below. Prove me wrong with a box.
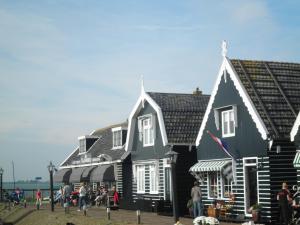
[189,180,300,224]
[51,182,119,212]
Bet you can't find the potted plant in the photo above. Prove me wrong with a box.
[248,203,261,222]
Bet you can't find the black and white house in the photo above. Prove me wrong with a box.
[190,48,300,223]
[54,122,131,203]
[125,84,210,215]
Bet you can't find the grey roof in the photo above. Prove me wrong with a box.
[147,92,210,144]
[61,122,128,167]
[229,59,300,138]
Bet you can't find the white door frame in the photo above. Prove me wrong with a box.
[243,157,259,216]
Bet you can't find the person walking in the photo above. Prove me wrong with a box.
[191,181,202,218]
[78,183,87,211]
[36,189,42,210]
[277,182,292,225]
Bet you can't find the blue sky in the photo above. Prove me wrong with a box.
[0,0,299,181]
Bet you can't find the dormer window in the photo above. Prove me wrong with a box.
[137,114,155,147]
[143,117,154,146]
[79,138,86,154]
[222,109,235,137]
[78,135,98,154]
[112,127,122,149]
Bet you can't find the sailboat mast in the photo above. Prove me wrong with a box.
[12,161,15,189]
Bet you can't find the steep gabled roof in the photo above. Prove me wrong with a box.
[60,122,127,167]
[125,88,210,151]
[230,59,300,138]
[147,92,210,144]
[196,57,300,146]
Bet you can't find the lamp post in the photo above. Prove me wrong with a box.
[165,149,179,223]
[47,161,55,212]
[0,167,3,202]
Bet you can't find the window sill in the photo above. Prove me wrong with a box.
[137,191,145,194]
[143,143,154,147]
[111,146,123,150]
[149,191,159,195]
[222,134,235,138]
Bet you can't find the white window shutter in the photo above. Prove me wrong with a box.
[132,165,137,183]
[232,105,238,128]
[138,119,143,141]
[214,109,220,130]
[152,114,156,142]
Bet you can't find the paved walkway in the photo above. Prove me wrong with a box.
[62,206,243,225]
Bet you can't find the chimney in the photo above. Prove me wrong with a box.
[193,87,202,95]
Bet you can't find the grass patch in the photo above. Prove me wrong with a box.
[0,203,24,221]
[16,210,130,225]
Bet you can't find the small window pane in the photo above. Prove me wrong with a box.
[209,172,218,198]
[222,109,235,137]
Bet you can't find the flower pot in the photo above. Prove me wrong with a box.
[251,210,260,222]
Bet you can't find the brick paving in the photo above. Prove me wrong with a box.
[78,206,243,225]
[22,204,246,225]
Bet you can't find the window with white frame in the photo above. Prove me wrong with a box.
[136,165,145,193]
[79,139,86,154]
[208,172,219,198]
[222,109,235,137]
[143,117,154,146]
[223,176,233,198]
[112,130,122,148]
[149,164,158,193]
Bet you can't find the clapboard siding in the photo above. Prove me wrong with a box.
[268,139,297,224]
[116,163,123,196]
[198,157,273,221]
[132,159,165,203]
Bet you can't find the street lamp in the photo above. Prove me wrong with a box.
[0,167,3,202]
[47,161,55,212]
[165,149,179,223]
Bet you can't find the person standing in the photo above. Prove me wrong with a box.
[112,185,119,206]
[277,182,292,225]
[78,183,87,211]
[191,181,202,218]
[36,189,42,210]
[62,182,72,213]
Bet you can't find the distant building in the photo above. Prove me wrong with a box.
[54,122,131,202]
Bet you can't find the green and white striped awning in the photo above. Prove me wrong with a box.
[293,151,300,168]
[189,160,232,172]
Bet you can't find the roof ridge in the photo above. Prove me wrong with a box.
[93,121,127,134]
[230,58,300,65]
[147,91,210,96]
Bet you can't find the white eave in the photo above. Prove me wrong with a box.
[125,89,168,151]
[195,57,269,146]
[59,159,122,169]
[291,111,300,142]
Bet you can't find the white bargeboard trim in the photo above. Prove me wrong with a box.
[125,89,168,151]
[291,111,300,142]
[195,57,269,146]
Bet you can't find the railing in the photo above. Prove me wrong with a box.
[4,188,59,202]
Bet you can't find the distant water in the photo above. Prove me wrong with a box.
[3,182,61,190]
[3,182,61,199]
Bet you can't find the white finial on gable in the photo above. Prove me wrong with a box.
[141,75,145,108]
[141,75,145,94]
[222,40,227,58]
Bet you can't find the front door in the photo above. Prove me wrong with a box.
[244,158,258,216]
